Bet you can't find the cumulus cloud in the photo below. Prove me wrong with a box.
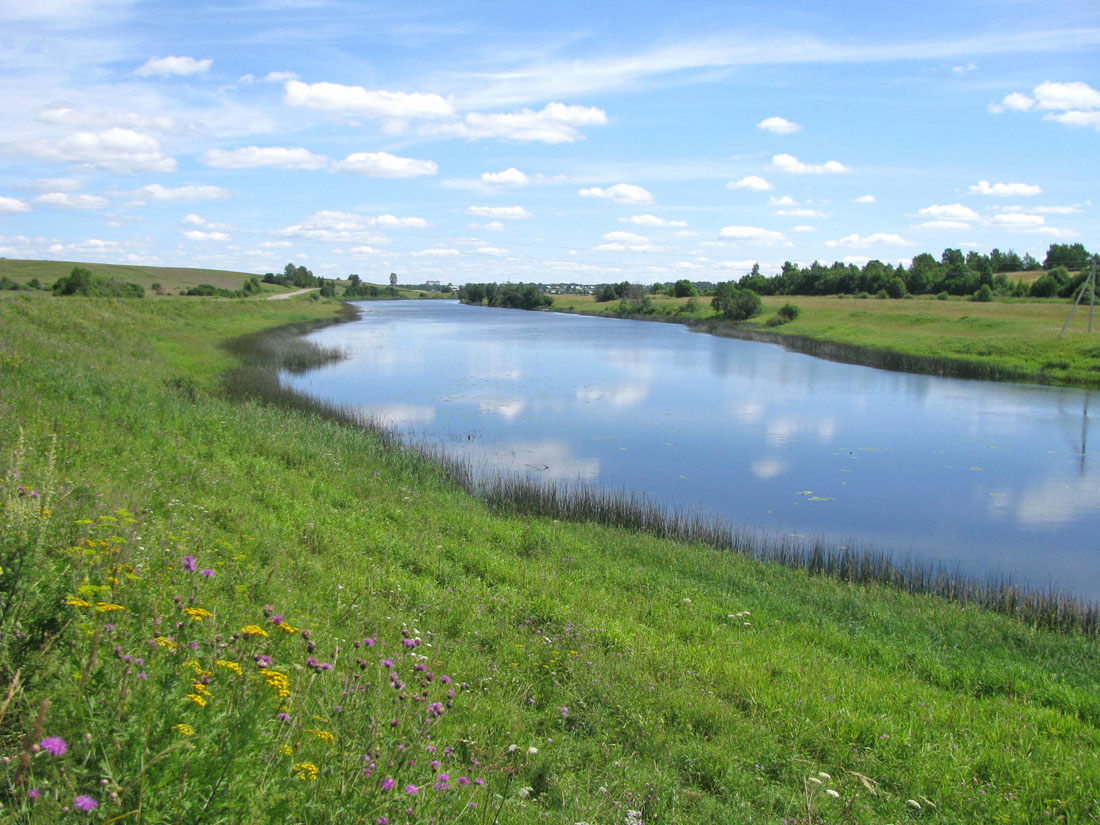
[284,80,454,119]
[183,230,229,241]
[771,153,849,174]
[990,213,1044,227]
[412,248,461,257]
[970,180,1041,197]
[757,116,801,134]
[277,210,424,243]
[578,183,654,205]
[853,194,876,203]
[35,192,108,209]
[918,203,979,221]
[137,56,212,77]
[775,208,828,218]
[719,225,786,244]
[914,220,971,230]
[20,128,176,173]
[130,184,229,202]
[475,247,509,255]
[466,205,532,219]
[621,214,686,227]
[264,71,298,83]
[481,168,529,186]
[331,151,438,178]
[597,231,658,252]
[727,175,772,191]
[202,146,329,170]
[825,233,912,248]
[993,81,1100,131]
[436,102,607,143]
[0,196,32,214]
[37,106,180,133]
[793,225,817,232]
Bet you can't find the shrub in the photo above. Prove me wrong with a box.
[971,284,994,302]
[711,283,762,320]
[776,302,800,322]
[936,291,949,301]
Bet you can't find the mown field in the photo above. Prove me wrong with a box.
[1,291,1099,824]
[551,293,1100,387]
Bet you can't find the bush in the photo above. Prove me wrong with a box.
[936,291,949,301]
[776,302,800,322]
[971,284,994,302]
[1029,275,1059,298]
[52,267,144,297]
[711,283,762,320]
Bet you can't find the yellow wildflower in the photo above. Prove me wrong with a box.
[173,724,194,736]
[279,623,298,634]
[183,607,214,621]
[240,625,268,637]
[261,669,291,699]
[294,762,319,781]
[184,660,212,676]
[216,659,242,675]
[106,576,120,585]
[65,597,91,608]
[279,744,293,757]
[186,693,207,708]
[191,682,211,696]
[94,602,125,612]
[305,728,335,744]
[154,636,178,650]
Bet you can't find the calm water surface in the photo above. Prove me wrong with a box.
[284,300,1100,599]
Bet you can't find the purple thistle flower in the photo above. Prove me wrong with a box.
[380,777,396,791]
[29,789,41,799]
[182,555,196,573]
[270,615,284,626]
[458,776,469,786]
[39,736,67,756]
[199,568,215,577]
[74,795,99,812]
[405,784,419,795]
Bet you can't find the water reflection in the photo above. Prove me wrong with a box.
[285,300,1100,599]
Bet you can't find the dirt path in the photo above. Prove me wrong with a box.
[267,288,318,300]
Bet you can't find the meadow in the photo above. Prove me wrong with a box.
[551,293,1100,388]
[1,290,1099,824]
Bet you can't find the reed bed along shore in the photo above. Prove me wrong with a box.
[225,313,1100,636]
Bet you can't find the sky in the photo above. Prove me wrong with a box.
[0,0,1097,285]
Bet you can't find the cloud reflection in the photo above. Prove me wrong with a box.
[576,383,650,408]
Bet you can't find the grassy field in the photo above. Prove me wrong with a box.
[0,258,442,299]
[2,292,1099,824]
[551,293,1100,387]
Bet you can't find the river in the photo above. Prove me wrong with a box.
[283,300,1100,600]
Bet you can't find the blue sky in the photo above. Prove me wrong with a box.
[0,0,1097,284]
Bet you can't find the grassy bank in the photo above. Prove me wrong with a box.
[2,293,1099,824]
[551,293,1100,388]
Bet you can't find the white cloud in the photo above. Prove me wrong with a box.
[475,247,509,255]
[31,178,83,192]
[481,168,529,186]
[349,245,382,254]
[719,225,786,244]
[792,225,817,232]
[263,71,297,83]
[843,255,871,266]
[1005,204,1082,215]
[412,248,461,257]
[825,233,912,248]
[21,128,175,173]
[768,195,798,206]
[36,106,180,133]
[276,210,423,242]
[437,102,608,143]
[853,194,876,203]
[130,184,229,202]
[136,56,212,77]
[1044,110,1100,129]
[1033,80,1100,111]
[602,231,649,243]
[283,80,454,119]
[991,213,1044,228]
[0,196,32,214]
[1031,227,1078,238]
[578,183,654,205]
[917,203,979,221]
[467,205,532,219]
[1001,91,1035,111]
[771,153,849,174]
[182,213,205,226]
[914,220,971,230]
[970,180,1042,197]
[775,208,828,218]
[183,230,229,241]
[758,116,801,134]
[621,214,686,227]
[373,215,429,228]
[35,192,108,209]
[331,151,438,178]
[951,62,978,74]
[727,175,772,191]
[202,146,329,170]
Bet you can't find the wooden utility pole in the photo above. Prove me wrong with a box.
[1060,257,1097,338]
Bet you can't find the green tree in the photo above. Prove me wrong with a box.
[672,279,698,298]
[711,282,762,320]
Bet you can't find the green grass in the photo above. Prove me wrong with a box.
[2,292,1099,823]
[550,293,1100,387]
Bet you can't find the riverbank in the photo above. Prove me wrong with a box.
[3,293,1099,824]
[548,293,1100,388]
